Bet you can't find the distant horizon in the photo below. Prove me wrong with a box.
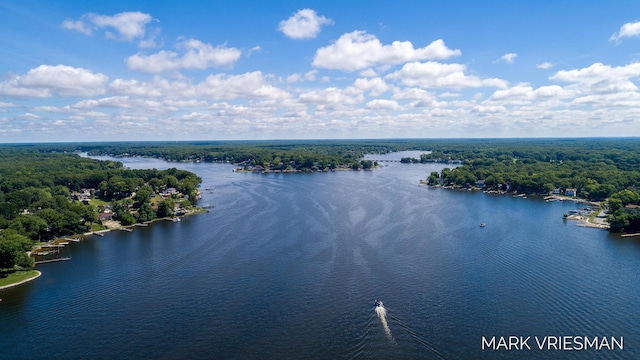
[2,2,640,141]
[1,136,638,146]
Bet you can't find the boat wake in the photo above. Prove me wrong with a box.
[375,300,393,341]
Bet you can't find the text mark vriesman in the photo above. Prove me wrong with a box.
[482,336,624,351]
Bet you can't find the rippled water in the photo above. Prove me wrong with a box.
[1,154,639,359]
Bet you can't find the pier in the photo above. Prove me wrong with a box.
[35,257,71,265]
[621,233,640,238]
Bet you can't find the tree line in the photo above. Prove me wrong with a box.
[0,146,202,269]
[412,138,640,232]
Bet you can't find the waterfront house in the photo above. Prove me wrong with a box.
[565,188,577,197]
[98,211,114,221]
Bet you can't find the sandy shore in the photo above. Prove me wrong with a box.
[565,215,609,229]
[0,270,42,290]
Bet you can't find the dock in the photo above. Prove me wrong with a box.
[621,233,640,238]
[35,257,71,265]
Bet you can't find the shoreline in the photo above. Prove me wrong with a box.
[426,184,610,230]
[0,270,42,290]
[32,208,209,264]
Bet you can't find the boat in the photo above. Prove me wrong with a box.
[374,299,383,307]
[480,223,485,227]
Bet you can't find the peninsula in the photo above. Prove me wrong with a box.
[0,146,203,288]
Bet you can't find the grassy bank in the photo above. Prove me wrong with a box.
[0,269,41,289]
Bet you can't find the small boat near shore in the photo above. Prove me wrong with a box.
[374,299,383,307]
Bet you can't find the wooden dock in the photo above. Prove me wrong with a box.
[35,257,71,264]
[621,233,640,238]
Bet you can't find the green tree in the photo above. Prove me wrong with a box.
[157,199,175,218]
[133,185,153,206]
[9,214,48,241]
[427,171,440,186]
[607,210,629,232]
[137,202,156,222]
[0,231,33,269]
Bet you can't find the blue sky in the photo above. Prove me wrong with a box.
[2,1,640,142]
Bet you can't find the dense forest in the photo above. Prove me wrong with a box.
[0,147,202,270]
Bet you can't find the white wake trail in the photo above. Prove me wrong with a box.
[375,305,393,340]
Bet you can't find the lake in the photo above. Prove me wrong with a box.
[1,153,639,359]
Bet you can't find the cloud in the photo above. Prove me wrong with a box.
[60,19,92,35]
[550,62,640,94]
[197,72,291,100]
[126,39,242,73]
[484,84,571,107]
[392,88,437,107]
[21,112,41,120]
[366,99,400,110]
[386,61,508,89]
[247,46,262,56]
[499,53,518,64]
[62,12,154,42]
[299,87,364,105]
[359,68,378,77]
[536,62,554,69]
[610,21,640,43]
[109,71,291,101]
[286,70,318,83]
[278,9,333,39]
[471,105,506,115]
[312,31,461,71]
[353,77,389,96]
[0,65,108,97]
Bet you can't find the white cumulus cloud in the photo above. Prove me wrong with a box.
[312,31,461,71]
[386,61,507,89]
[353,77,389,96]
[299,87,364,105]
[62,12,154,42]
[197,72,291,100]
[366,99,400,110]
[278,9,333,39]
[499,53,518,64]
[126,39,242,73]
[0,65,108,97]
[610,21,640,43]
[550,62,640,94]
[537,62,554,69]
